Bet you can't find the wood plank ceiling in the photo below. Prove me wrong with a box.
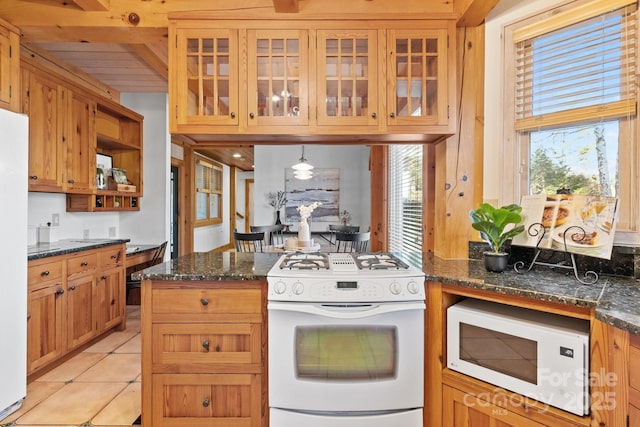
[0,0,498,172]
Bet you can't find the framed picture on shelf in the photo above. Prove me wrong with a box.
[111,168,128,184]
[96,153,112,177]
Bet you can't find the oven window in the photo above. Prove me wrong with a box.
[295,326,397,380]
[460,323,537,384]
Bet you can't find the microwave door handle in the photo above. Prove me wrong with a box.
[268,301,425,319]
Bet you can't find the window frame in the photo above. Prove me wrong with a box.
[502,0,639,238]
[194,154,223,227]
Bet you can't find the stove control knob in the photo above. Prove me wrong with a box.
[407,281,420,294]
[292,282,305,295]
[389,282,402,295]
[273,281,287,295]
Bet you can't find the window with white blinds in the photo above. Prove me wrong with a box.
[514,0,637,131]
[388,145,422,263]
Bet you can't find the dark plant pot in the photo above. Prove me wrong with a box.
[275,210,282,225]
[484,252,509,273]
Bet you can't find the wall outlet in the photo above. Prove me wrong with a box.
[51,213,60,226]
[108,227,116,238]
[83,229,90,239]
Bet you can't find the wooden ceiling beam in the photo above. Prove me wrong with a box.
[128,43,168,80]
[71,0,109,12]
[455,0,500,27]
[272,0,299,13]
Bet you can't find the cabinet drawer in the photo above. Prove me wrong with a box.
[152,323,261,367]
[67,252,98,276]
[99,246,123,269]
[28,259,63,286]
[152,373,261,426]
[152,289,262,315]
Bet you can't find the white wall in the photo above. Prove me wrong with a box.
[118,93,171,253]
[253,145,371,232]
[28,192,119,245]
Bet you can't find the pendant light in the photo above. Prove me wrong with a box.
[292,145,314,179]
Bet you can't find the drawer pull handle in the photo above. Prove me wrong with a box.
[30,175,38,180]
[202,340,210,352]
[81,261,88,267]
[111,254,117,259]
[55,289,64,296]
[101,275,107,280]
[41,270,50,276]
[202,399,210,408]
[67,179,75,184]
[69,285,76,291]
[200,298,209,306]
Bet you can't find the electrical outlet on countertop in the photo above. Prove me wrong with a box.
[51,213,60,227]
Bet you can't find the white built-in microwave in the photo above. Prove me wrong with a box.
[447,298,590,416]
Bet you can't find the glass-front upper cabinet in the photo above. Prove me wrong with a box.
[316,30,378,126]
[173,28,238,128]
[387,29,448,127]
[247,29,309,127]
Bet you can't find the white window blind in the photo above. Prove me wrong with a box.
[389,145,422,263]
[514,0,637,131]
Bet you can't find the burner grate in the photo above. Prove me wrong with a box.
[280,253,330,270]
[354,253,409,270]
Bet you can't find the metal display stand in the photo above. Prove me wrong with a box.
[513,222,599,285]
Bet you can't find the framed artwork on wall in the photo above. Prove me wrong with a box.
[285,168,340,223]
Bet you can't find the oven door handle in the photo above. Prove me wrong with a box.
[268,301,425,319]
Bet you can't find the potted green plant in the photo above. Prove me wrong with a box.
[470,203,525,272]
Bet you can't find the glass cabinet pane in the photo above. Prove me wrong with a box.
[254,36,301,118]
[184,36,231,118]
[321,34,370,119]
[393,34,440,119]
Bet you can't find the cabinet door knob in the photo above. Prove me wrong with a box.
[67,179,75,184]
[101,275,107,280]
[202,340,210,351]
[230,112,236,118]
[111,254,117,259]
[30,175,38,180]
[371,112,377,118]
[81,261,88,267]
[202,399,210,408]
[249,112,255,119]
[69,285,76,291]
[55,289,64,296]
[41,270,50,276]
[200,298,209,306]
[390,112,395,118]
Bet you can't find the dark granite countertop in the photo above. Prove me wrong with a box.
[133,251,640,335]
[27,238,129,261]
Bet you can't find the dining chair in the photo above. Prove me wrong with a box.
[335,231,370,252]
[234,229,265,252]
[328,224,360,245]
[250,224,285,247]
[126,241,168,301]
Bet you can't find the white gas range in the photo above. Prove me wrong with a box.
[267,252,426,427]
[267,252,426,302]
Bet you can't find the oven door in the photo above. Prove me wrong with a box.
[268,301,425,412]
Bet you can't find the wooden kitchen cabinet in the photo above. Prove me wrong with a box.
[316,29,379,128]
[387,28,450,129]
[171,27,239,131]
[27,259,65,373]
[443,385,547,427]
[169,20,454,139]
[142,281,266,427]
[24,70,65,192]
[64,90,96,194]
[0,17,20,112]
[26,244,126,377]
[247,29,309,128]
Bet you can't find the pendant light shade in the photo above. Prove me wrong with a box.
[292,146,314,174]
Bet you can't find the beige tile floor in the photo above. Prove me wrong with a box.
[1,306,142,427]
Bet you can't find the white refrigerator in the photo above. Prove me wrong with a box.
[0,108,28,420]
